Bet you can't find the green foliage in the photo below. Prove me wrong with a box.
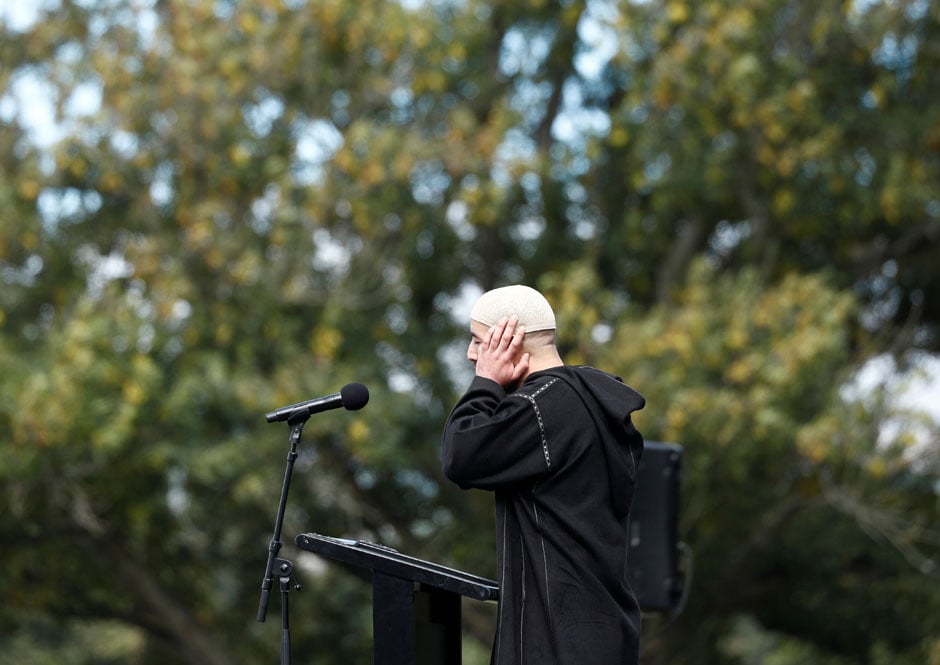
[1,0,938,663]
[599,263,939,662]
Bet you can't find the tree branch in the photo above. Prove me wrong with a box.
[655,216,705,304]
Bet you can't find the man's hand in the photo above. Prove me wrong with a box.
[475,316,530,389]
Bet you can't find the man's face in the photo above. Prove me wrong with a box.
[466,320,490,366]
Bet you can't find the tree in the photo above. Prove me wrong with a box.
[1,0,937,663]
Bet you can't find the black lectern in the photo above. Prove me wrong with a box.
[295,533,498,665]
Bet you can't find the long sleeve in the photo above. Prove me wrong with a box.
[441,376,553,490]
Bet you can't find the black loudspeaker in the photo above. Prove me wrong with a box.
[626,441,685,614]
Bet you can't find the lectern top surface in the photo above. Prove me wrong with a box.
[295,532,500,602]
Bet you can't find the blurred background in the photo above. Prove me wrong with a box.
[1,0,938,663]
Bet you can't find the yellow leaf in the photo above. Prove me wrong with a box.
[238,11,260,35]
[347,419,370,445]
[866,456,887,479]
[310,326,342,359]
[123,381,146,406]
[229,144,252,167]
[773,189,794,215]
[667,2,690,24]
[609,126,630,147]
[18,180,40,200]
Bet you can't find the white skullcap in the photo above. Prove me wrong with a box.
[469,285,556,332]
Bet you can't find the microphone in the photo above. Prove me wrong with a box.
[265,383,370,423]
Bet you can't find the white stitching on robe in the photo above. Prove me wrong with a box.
[509,378,558,470]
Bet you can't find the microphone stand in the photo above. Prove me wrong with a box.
[257,413,308,665]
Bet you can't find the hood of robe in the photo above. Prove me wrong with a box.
[546,365,646,518]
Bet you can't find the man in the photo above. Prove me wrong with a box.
[441,284,646,665]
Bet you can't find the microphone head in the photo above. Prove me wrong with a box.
[340,382,369,411]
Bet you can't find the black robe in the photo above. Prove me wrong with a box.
[441,365,645,665]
